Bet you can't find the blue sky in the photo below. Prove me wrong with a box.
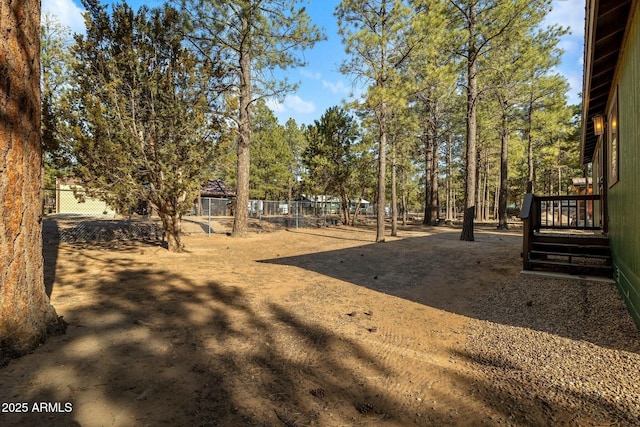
[42,0,585,126]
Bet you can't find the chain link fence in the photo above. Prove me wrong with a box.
[43,188,425,241]
[185,198,353,235]
[43,188,161,244]
[44,187,116,218]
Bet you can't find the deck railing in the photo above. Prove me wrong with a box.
[531,194,601,231]
[520,193,603,270]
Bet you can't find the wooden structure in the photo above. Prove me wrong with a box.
[195,179,236,216]
[523,0,640,328]
[521,193,611,277]
[584,0,640,328]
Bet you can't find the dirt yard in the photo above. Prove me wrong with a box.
[1,218,639,426]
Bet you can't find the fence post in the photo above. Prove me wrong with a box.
[208,198,211,236]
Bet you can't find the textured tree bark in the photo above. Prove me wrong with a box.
[232,14,251,238]
[423,130,433,225]
[525,93,535,193]
[446,134,453,221]
[390,138,397,237]
[497,115,509,229]
[158,210,184,252]
[375,102,387,243]
[430,136,439,224]
[460,2,477,242]
[1,0,66,360]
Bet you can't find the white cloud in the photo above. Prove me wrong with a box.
[300,69,322,80]
[283,95,316,114]
[266,98,286,113]
[545,0,584,39]
[544,0,584,105]
[267,95,316,115]
[565,73,583,105]
[322,79,350,94]
[552,66,582,105]
[558,39,579,56]
[42,0,86,35]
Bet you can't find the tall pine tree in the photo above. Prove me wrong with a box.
[1,0,66,361]
[180,0,324,237]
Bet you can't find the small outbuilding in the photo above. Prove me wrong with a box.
[55,178,116,218]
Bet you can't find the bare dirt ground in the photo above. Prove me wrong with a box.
[1,218,639,426]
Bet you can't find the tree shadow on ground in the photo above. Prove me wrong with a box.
[261,228,640,354]
[43,219,60,297]
[3,236,470,426]
[42,218,164,298]
[181,217,215,234]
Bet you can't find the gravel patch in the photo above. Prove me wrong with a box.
[464,275,640,425]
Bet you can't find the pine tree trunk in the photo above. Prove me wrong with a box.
[446,134,453,221]
[1,0,66,360]
[475,150,482,221]
[482,155,489,221]
[460,2,477,242]
[232,16,251,237]
[423,128,434,225]
[376,102,387,243]
[430,137,439,224]
[526,95,535,193]
[401,167,407,226]
[498,115,509,229]
[340,191,350,226]
[351,196,362,226]
[390,138,397,237]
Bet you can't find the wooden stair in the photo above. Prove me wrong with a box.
[526,234,612,278]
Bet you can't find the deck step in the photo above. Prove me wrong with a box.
[529,259,612,269]
[532,241,609,249]
[532,234,609,246]
[529,250,611,260]
[525,233,612,278]
[531,242,610,256]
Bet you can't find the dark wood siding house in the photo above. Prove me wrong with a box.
[521,0,640,328]
[582,0,640,327]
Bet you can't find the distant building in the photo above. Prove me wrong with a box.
[300,195,341,214]
[200,179,236,198]
[55,179,115,218]
[571,177,593,195]
[194,179,236,216]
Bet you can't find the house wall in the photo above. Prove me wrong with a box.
[57,184,116,217]
[609,4,640,327]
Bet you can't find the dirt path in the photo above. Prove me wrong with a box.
[1,221,638,426]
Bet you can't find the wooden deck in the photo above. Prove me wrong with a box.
[521,194,612,279]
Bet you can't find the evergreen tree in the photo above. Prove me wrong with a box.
[521,26,569,193]
[70,1,217,251]
[303,107,360,225]
[336,0,420,242]
[447,0,554,241]
[250,100,292,200]
[282,118,307,213]
[180,0,324,237]
[41,14,75,186]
